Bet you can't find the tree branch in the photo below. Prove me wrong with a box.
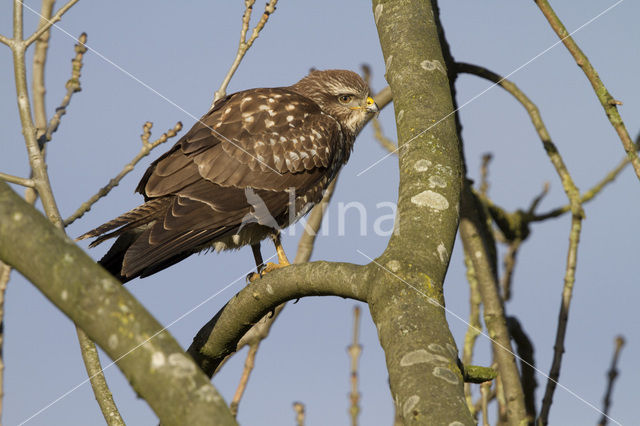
[229,343,259,417]
[32,0,56,142]
[0,172,35,187]
[348,306,362,426]
[597,336,625,426]
[0,181,237,426]
[41,32,88,146]
[462,253,482,417]
[533,0,640,182]
[187,261,368,378]
[24,0,80,47]
[64,121,182,226]
[456,62,583,217]
[0,261,10,419]
[9,5,125,420]
[76,327,125,426]
[293,402,305,426]
[455,66,587,421]
[459,183,528,424]
[507,316,537,421]
[0,33,11,46]
[367,0,473,423]
[538,215,582,424]
[212,0,279,106]
[532,153,632,221]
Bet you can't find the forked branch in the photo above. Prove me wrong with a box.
[212,0,279,105]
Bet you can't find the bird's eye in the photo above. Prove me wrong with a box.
[338,94,353,104]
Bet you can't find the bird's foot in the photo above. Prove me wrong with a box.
[248,261,289,282]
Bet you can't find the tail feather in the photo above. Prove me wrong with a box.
[77,198,170,246]
[98,231,139,283]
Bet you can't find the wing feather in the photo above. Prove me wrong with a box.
[88,87,350,281]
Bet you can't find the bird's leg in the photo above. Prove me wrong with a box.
[272,232,290,266]
[251,243,265,272]
[248,232,290,282]
[247,243,266,283]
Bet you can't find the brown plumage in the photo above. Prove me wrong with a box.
[79,70,378,282]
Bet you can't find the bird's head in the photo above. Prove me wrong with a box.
[290,69,379,136]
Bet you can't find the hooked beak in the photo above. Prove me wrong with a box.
[365,96,379,114]
[351,96,379,114]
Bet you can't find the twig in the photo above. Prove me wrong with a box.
[480,381,490,426]
[347,306,362,426]
[473,385,496,416]
[456,62,583,217]
[294,176,339,263]
[538,214,582,424]
[597,336,625,426]
[32,0,56,141]
[24,0,80,47]
[462,253,482,417]
[0,261,10,419]
[371,116,397,153]
[212,0,279,106]
[362,64,396,154]
[494,368,508,423]
[229,344,259,417]
[499,183,548,300]
[0,172,35,188]
[507,317,537,421]
[499,239,521,301]
[528,182,550,215]
[534,0,640,182]
[293,402,305,426]
[533,154,631,221]
[76,327,125,426]
[479,153,492,196]
[64,121,182,226]
[0,33,10,47]
[41,32,88,146]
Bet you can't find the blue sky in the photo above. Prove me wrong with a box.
[1,1,638,425]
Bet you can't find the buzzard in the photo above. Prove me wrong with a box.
[79,69,378,283]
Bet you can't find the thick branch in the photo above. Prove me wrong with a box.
[0,182,236,426]
[187,262,368,378]
[459,182,528,423]
[534,0,640,182]
[368,0,473,423]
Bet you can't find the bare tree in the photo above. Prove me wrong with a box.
[0,1,633,425]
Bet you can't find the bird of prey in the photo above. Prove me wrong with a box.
[79,69,378,283]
